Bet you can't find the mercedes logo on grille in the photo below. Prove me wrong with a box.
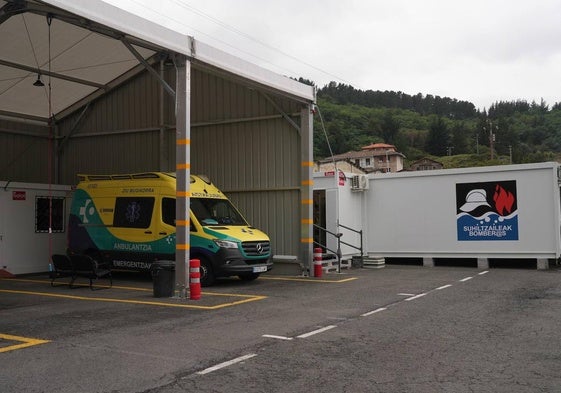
[256,243,264,254]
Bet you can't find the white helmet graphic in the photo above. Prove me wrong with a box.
[460,189,491,212]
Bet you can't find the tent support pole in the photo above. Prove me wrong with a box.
[300,104,314,275]
[175,55,191,298]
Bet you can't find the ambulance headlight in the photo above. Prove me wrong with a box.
[214,240,238,249]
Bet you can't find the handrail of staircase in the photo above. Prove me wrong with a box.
[337,221,363,257]
[313,224,342,273]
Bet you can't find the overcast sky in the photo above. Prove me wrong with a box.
[105,0,561,110]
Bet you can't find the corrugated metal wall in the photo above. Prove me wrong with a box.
[55,65,303,256]
[189,69,302,256]
[57,70,163,180]
[191,68,302,256]
[0,119,49,182]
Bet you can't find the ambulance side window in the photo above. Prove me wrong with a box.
[113,197,155,228]
[162,197,175,226]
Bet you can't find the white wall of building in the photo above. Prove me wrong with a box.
[0,182,73,276]
[365,163,561,259]
[314,162,561,261]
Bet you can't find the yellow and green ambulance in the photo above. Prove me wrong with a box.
[68,172,272,285]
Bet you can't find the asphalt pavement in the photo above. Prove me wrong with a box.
[2,264,561,392]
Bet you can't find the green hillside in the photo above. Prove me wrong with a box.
[311,81,561,168]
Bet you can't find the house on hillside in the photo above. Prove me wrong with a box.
[313,159,365,174]
[409,157,444,171]
[315,143,405,173]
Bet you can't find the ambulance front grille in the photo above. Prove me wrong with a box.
[242,241,271,257]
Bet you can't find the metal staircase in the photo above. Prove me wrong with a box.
[313,221,362,273]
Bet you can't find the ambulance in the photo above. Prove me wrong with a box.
[67,172,272,286]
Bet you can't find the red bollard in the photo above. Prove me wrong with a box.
[189,258,201,300]
[313,247,323,278]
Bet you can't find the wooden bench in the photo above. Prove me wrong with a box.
[50,254,112,290]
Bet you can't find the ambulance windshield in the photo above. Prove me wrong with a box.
[191,198,247,226]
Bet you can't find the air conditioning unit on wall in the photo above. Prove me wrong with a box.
[351,174,369,191]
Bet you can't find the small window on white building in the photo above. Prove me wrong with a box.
[35,196,65,233]
[365,158,371,166]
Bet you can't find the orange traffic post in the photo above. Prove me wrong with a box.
[313,247,323,278]
[189,258,201,300]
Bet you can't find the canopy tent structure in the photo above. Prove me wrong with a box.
[0,0,317,293]
[0,0,314,122]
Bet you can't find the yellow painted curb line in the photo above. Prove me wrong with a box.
[260,276,358,283]
[0,289,266,310]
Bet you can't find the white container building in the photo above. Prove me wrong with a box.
[313,162,561,269]
[0,181,72,276]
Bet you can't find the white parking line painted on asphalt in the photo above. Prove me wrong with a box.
[197,353,258,375]
[361,307,387,317]
[405,293,427,301]
[397,293,416,296]
[262,334,293,340]
[460,276,473,282]
[297,325,337,338]
[478,270,489,275]
[436,284,452,290]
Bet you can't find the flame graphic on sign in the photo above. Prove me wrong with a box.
[493,184,515,216]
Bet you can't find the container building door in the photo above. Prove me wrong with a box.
[313,190,326,247]
[0,193,5,273]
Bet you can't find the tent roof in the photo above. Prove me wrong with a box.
[0,0,315,123]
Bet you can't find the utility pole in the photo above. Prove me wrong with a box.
[484,119,497,160]
[446,146,454,156]
[509,145,512,164]
[490,125,495,160]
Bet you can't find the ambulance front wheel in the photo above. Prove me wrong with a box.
[198,256,215,287]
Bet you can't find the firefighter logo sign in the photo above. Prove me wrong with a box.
[456,180,518,241]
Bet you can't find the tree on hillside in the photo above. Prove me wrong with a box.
[380,111,401,145]
[493,117,518,156]
[296,77,315,86]
[425,117,450,155]
[317,82,477,119]
[474,117,489,151]
[488,100,530,118]
[450,122,470,154]
[327,122,350,155]
[531,98,549,114]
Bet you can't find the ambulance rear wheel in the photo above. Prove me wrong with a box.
[198,257,215,287]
